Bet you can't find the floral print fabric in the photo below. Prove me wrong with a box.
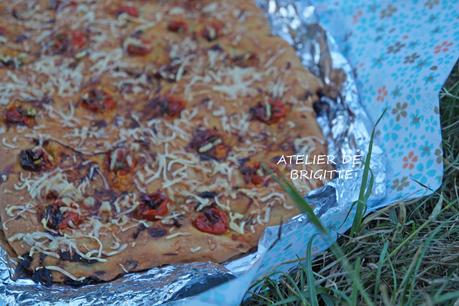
[313,0,458,206]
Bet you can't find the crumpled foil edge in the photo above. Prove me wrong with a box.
[225,0,386,279]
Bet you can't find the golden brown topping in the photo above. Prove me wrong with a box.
[105,148,137,192]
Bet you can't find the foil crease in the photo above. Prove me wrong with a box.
[0,0,386,304]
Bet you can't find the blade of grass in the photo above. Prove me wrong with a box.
[271,295,301,305]
[318,292,337,306]
[268,167,376,305]
[329,243,375,306]
[399,224,443,304]
[380,285,392,306]
[350,257,362,305]
[387,256,398,305]
[373,241,389,297]
[306,235,319,306]
[264,164,327,234]
[264,109,389,305]
[389,200,456,257]
[282,273,307,305]
[431,291,459,304]
[267,164,377,304]
[351,109,386,236]
[250,292,275,305]
[328,286,352,305]
[362,168,375,216]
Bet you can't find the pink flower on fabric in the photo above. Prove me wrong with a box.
[376,86,388,102]
[434,41,453,54]
[402,151,418,169]
[352,10,363,24]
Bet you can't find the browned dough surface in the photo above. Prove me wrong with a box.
[0,0,330,284]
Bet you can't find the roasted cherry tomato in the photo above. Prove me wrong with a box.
[50,33,69,54]
[189,129,230,161]
[240,160,264,185]
[70,30,87,50]
[167,19,188,33]
[107,148,136,173]
[116,5,139,17]
[250,99,287,124]
[81,87,116,112]
[126,38,151,56]
[193,207,228,235]
[165,96,186,117]
[19,148,53,172]
[0,26,7,36]
[181,0,200,9]
[4,105,37,126]
[42,202,81,231]
[135,191,169,221]
[146,95,185,119]
[200,20,224,41]
[126,44,150,56]
[58,211,81,230]
[50,30,87,55]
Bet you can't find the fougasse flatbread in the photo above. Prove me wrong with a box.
[0,0,331,285]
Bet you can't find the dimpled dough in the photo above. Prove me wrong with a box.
[0,0,329,284]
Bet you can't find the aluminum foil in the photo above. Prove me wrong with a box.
[0,0,386,304]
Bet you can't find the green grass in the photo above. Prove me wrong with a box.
[243,61,459,306]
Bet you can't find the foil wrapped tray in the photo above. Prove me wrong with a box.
[0,0,386,304]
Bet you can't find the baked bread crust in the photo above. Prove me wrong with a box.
[0,0,329,284]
